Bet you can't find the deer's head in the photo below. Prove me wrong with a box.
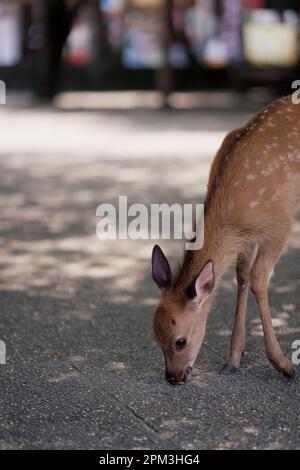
[151,245,214,385]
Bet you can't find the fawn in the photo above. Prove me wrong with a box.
[151,95,300,385]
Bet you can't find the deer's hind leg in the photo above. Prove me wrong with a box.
[220,244,257,375]
[250,227,294,379]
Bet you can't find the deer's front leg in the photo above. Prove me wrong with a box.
[220,246,257,375]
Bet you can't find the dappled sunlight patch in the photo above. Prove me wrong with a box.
[216,329,232,337]
[142,297,158,306]
[250,322,264,337]
[109,361,129,371]
[49,371,79,383]
[219,278,236,291]
[0,105,231,161]
[250,307,300,337]
[160,418,194,429]
[215,440,235,449]
[244,426,259,435]
[272,317,288,328]
[274,284,296,294]
[54,284,75,298]
[282,303,296,312]
[0,193,26,207]
[264,441,287,450]
[110,294,132,303]
[63,309,93,321]
[0,108,225,302]
[0,233,154,298]
[285,326,300,334]
[69,355,87,364]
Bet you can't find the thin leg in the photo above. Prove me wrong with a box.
[250,231,294,378]
[221,245,257,374]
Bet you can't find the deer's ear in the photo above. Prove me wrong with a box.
[194,260,214,303]
[151,245,171,289]
[185,260,214,303]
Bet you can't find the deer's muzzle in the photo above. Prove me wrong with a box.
[165,366,193,385]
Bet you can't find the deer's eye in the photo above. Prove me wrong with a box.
[175,338,186,350]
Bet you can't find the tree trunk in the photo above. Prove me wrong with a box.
[35,0,80,100]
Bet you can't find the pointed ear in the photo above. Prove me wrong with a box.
[185,260,214,304]
[151,245,171,289]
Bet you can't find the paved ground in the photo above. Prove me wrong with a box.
[0,93,299,449]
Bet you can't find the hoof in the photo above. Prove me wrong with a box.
[284,367,296,381]
[220,363,238,375]
[269,358,295,380]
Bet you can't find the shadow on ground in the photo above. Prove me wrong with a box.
[0,105,299,450]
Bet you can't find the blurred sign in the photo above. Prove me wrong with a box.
[122,11,164,68]
[65,19,92,66]
[65,3,96,68]
[100,0,125,14]
[243,22,298,67]
[0,4,21,66]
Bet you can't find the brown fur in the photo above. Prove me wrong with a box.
[153,95,300,382]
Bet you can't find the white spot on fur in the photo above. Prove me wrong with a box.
[249,200,258,208]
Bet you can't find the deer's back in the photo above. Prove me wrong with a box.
[206,96,300,236]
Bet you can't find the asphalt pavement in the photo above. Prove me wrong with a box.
[0,95,299,449]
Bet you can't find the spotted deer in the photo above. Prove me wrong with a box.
[151,95,300,385]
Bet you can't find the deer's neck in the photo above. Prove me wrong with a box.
[201,220,238,283]
[176,213,240,291]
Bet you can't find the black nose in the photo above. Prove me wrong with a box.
[165,370,177,385]
[165,367,193,385]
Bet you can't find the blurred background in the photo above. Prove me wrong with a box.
[1,0,300,450]
[0,0,300,102]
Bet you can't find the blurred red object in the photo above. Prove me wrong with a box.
[244,0,265,9]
